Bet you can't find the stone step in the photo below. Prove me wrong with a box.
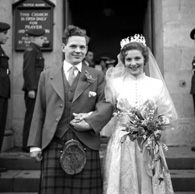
[0,170,40,192]
[0,146,195,193]
[0,193,192,194]
[175,192,195,194]
[171,170,195,192]
[165,146,195,170]
[0,193,38,194]
[0,192,194,194]
[0,169,195,192]
[1,191,193,194]
[0,192,195,194]
[1,146,195,170]
[1,192,194,194]
[0,152,40,170]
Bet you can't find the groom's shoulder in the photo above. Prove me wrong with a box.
[85,66,104,77]
[41,63,62,77]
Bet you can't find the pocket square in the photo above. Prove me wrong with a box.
[88,91,97,97]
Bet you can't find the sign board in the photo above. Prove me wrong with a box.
[13,0,55,51]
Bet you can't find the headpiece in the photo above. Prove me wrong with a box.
[120,34,146,49]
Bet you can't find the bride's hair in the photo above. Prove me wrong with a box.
[119,42,149,65]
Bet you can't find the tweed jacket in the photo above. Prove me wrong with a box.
[27,62,113,150]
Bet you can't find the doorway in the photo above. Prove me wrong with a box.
[67,0,150,62]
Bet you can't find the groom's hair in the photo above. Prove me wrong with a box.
[62,25,90,45]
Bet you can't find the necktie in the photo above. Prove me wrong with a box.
[68,65,77,86]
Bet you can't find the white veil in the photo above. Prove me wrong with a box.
[105,39,178,122]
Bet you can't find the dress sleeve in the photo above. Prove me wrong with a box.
[156,80,177,121]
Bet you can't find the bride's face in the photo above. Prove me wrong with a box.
[124,49,144,76]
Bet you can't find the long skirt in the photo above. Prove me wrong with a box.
[103,123,174,194]
[39,130,103,194]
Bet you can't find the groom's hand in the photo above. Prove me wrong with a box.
[72,112,92,122]
[70,119,92,131]
[30,150,42,162]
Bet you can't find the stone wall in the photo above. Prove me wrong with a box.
[1,0,63,147]
[154,0,195,146]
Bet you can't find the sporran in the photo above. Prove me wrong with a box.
[60,139,87,175]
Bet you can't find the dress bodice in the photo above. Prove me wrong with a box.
[112,73,173,118]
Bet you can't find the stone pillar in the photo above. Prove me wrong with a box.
[154,0,195,146]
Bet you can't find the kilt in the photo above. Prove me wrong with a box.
[39,130,103,194]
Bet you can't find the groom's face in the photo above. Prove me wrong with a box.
[63,36,88,65]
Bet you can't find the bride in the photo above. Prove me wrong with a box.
[103,35,178,194]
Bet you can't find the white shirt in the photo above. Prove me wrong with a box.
[63,60,82,79]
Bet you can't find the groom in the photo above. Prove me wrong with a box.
[27,25,113,194]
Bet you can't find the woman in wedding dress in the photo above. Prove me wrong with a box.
[103,35,178,194]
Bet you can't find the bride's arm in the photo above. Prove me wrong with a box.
[156,80,177,122]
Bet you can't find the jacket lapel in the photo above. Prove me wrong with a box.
[73,64,91,102]
[50,63,64,101]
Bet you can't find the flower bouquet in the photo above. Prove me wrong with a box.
[115,99,174,184]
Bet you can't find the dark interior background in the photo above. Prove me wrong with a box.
[68,0,148,62]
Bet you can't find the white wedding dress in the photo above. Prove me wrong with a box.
[103,73,174,194]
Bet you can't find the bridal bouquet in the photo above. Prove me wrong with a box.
[115,99,174,182]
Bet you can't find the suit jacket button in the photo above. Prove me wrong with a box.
[59,104,63,108]
[56,118,59,122]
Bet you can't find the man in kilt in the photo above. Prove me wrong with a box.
[27,25,113,194]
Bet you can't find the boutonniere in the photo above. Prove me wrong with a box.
[84,70,96,83]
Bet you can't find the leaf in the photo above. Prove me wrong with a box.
[137,137,146,151]
[120,134,128,143]
[135,110,144,120]
[153,106,158,119]
[159,155,169,173]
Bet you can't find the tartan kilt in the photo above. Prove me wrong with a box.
[39,130,103,194]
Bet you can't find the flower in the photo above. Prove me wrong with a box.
[84,71,96,83]
[115,99,173,184]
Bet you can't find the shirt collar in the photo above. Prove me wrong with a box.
[63,60,82,73]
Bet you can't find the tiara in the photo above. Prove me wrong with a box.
[120,34,146,49]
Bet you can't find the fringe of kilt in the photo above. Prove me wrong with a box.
[39,129,103,194]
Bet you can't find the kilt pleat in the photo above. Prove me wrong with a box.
[39,130,103,194]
